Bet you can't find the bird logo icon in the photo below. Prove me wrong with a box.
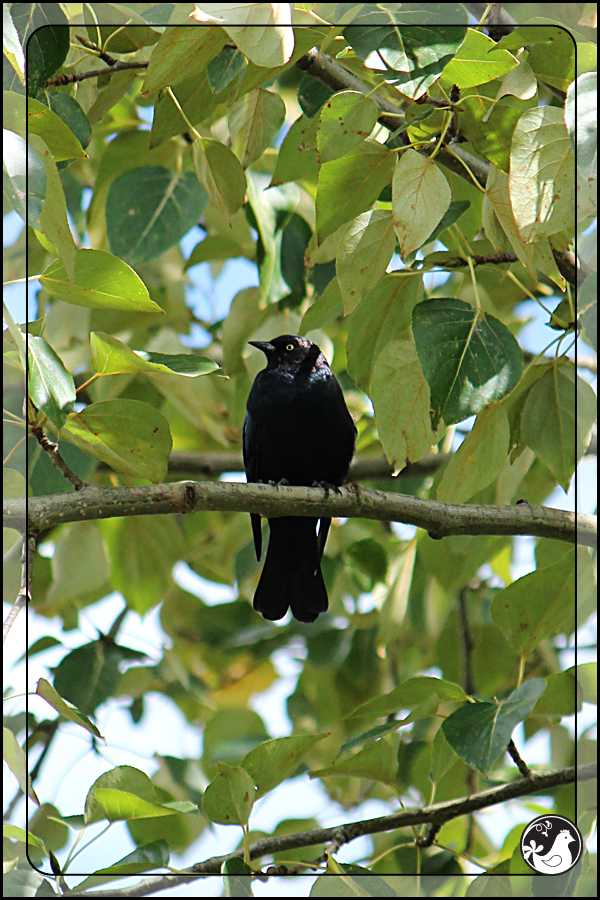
[520,815,583,875]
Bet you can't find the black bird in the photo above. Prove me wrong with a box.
[243,335,357,623]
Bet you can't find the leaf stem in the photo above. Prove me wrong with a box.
[165,86,204,142]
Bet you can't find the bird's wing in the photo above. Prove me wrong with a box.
[243,412,262,561]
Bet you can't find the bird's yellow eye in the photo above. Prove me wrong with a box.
[286,343,294,351]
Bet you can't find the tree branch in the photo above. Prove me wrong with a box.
[45,59,147,87]
[32,426,86,490]
[3,534,35,644]
[71,762,596,897]
[5,482,594,547]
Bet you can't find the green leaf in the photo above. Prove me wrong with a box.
[85,767,163,825]
[442,679,546,776]
[17,5,69,97]
[101,516,185,614]
[207,46,246,93]
[193,3,294,68]
[347,274,423,392]
[3,5,24,83]
[4,94,86,161]
[348,538,388,585]
[490,548,591,655]
[40,249,163,313]
[441,28,517,89]
[3,726,39,805]
[576,663,597,705]
[350,676,466,720]
[60,399,172,483]
[392,150,451,258]
[192,138,246,222]
[531,668,582,719]
[202,763,256,826]
[371,340,438,473]
[223,858,253,898]
[241,734,328,799]
[185,235,247,268]
[312,734,399,785]
[424,199,472,247]
[271,115,319,186]
[35,679,103,740]
[460,92,523,174]
[91,332,219,378]
[316,140,395,243]
[28,134,77,282]
[336,210,395,313]
[581,302,596,353]
[35,91,92,159]
[72,842,170,894]
[437,405,510,504]
[565,72,596,179]
[430,727,458,785]
[106,167,208,267]
[93,790,189,821]
[344,21,467,101]
[3,130,45,228]
[412,298,524,428]
[527,27,575,92]
[142,24,227,94]
[317,91,379,163]
[84,3,159,53]
[228,88,286,169]
[521,364,596,491]
[297,72,334,118]
[483,165,535,277]
[47,521,110,605]
[509,107,574,243]
[27,335,76,431]
[53,637,146,717]
[300,276,343,334]
[490,25,570,53]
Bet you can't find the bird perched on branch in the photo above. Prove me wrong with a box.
[243,335,356,623]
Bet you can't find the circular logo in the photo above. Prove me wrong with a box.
[520,814,583,875]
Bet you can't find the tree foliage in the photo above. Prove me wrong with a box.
[3,2,597,897]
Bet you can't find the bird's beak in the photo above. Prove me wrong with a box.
[248,341,275,356]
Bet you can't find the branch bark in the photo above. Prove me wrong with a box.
[71,762,596,897]
[6,481,594,547]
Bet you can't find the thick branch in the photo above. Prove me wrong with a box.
[72,762,596,897]
[5,482,593,547]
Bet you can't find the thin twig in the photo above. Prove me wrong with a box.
[458,587,476,697]
[3,534,36,645]
[507,739,532,778]
[45,59,147,87]
[31,426,86,491]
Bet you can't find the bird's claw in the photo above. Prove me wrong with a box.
[312,480,342,499]
[268,478,289,487]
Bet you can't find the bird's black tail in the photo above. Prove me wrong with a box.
[253,517,328,623]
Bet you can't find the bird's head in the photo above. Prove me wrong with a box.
[248,334,323,371]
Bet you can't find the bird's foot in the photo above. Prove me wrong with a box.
[268,478,289,488]
[312,480,342,500]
